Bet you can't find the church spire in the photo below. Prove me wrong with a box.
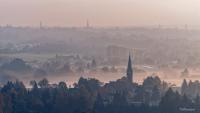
[127,53,133,82]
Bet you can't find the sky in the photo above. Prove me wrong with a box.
[0,0,200,27]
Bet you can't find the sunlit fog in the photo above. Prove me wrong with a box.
[0,1,200,113]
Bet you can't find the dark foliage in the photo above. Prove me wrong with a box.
[0,78,198,113]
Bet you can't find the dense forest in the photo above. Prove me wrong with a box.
[0,77,198,113]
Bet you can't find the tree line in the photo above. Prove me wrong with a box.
[0,77,199,113]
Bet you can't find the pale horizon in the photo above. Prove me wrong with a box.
[0,0,200,27]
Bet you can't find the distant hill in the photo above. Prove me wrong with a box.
[1,58,31,72]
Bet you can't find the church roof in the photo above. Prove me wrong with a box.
[127,54,133,77]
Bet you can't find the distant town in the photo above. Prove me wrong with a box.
[0,26,200,113]
[0,55,199,113]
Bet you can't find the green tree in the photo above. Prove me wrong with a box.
[181,79,188,95]
[159,88,181,113]
[58,81,67,90]
[38,78,49,88]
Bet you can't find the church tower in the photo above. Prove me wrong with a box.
[127,54,133,83]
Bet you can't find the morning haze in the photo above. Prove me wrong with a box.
[0,0,200,27]
[1,1,200,113]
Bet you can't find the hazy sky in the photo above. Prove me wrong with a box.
[0,0,200,27]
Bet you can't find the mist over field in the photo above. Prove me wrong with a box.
[0,26,200,87]
[1,1,200,113]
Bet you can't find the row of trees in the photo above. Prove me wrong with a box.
[0,77,199,113]
[181,79,200,98]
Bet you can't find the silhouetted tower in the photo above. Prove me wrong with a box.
[86,19,90,28]
[40,21,43,29]
[158,24,162,29]
[127,54,133,83]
